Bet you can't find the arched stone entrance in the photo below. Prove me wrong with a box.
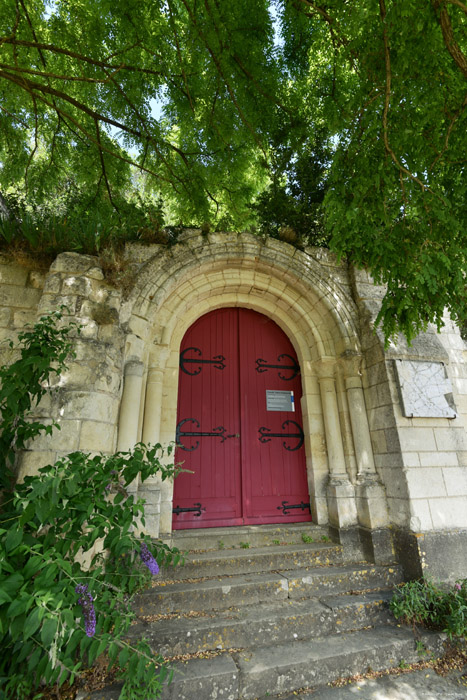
[117,232,390,562]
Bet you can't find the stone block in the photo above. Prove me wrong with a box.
[0,285,41,309]
[0,308,10,327]
[62,275,93,297]
[419,451,458,467]
[409,499,433,530]
[79,420,115,452]
[405,467,447,499]
[442,466,467,497]
[50,252,99,274]
[43,273,63,294]
[434,426,467,451]
[402,453,421,467]
[27,270,47,289]
[16,450,56,480]
[12,310,37,328]
[38,294,78,315]
[27,419,81,452]
[398,427,436,451]
[60,391,119,423]
[0,264,29,286]
[429,497,467,529]
[367,405,397,431]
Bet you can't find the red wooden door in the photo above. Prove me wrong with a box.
[173,308,311,529]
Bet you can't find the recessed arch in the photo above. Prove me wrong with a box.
[122,232,366,535]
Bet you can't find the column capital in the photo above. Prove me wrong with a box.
[315,357,337,381]
[338,352,363,380]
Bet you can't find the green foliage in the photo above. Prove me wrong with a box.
[0,309,78,489]
[239,541,250,549]
[0,190,166,258]
[0,0,466,341]
[251,134,331,247]
[0,312,182,698]
[390,578,467,640]
[0,443,181,699]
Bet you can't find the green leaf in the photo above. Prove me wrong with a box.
[5,528,22,552]
[40,616,58,646]
[24,607,42,640]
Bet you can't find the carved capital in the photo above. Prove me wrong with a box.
[315,357,337,381]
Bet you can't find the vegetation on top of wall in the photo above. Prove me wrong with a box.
[1,1,466,344]
[0,312,182,699]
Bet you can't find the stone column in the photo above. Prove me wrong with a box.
[139,348,170,538]
[117,360,144,451]
[316,359,358,535]
[342,355,392,563]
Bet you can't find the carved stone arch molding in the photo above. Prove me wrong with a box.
[117,232,389,561]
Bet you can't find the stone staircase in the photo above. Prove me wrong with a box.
[90,524,445,700]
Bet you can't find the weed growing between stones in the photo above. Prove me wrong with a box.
[0,312,183,699]
[390,578,467,640]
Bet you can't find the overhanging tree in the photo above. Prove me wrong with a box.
[0,0,466,341]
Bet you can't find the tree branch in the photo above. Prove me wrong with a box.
[0,38,164,78]
[432,0,467,78]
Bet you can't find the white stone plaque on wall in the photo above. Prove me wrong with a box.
[395,360,457,418]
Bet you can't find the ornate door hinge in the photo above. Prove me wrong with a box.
[180,347,226,375]
[277,501,311,515]
[258,420,304,451]
[173,503,205,517]
[255,354,300,380]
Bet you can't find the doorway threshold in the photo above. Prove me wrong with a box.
[161,522,331,552]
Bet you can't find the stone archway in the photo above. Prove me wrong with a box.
[117,232,390,561]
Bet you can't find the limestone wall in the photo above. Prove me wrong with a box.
[352,267,467,580]
[14,253,125,478]
[2,235,467,580]
[0,255,46,360]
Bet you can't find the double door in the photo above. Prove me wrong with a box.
[173,308,311,529]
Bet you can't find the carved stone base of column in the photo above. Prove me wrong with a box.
[355,477,390,530]
[137,482,161,538]
[326,477,358,530]
[328,525,363,562]
[359,526,395,565]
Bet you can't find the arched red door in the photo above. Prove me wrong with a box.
[173,308,311,529]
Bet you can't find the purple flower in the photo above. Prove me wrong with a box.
[75,583,96,637]
[140,543,159,575]
[454,582,462,591]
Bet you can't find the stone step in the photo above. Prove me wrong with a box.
[135,563,403,615]
[87,627,445,700]
[163,522,332,552]
[129,592,394,656]
[160,626,444,700]
[159,542,343,580]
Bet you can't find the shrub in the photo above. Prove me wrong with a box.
[0,311,182,699]
[390,578,467,640]
[0,309,78,490]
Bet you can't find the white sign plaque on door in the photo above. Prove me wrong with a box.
[266,390,295,412]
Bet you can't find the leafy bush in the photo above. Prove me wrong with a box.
[390,578,467,640]
[0,309,78,490]
[0,312,182,699]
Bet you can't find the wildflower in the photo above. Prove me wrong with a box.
[75,583,96,637]
[140,543,159,575]
[454,582,462,591]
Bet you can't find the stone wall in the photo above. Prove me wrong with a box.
[352,267,467,581]
[2,235,467,582]
[14,253,125,479]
